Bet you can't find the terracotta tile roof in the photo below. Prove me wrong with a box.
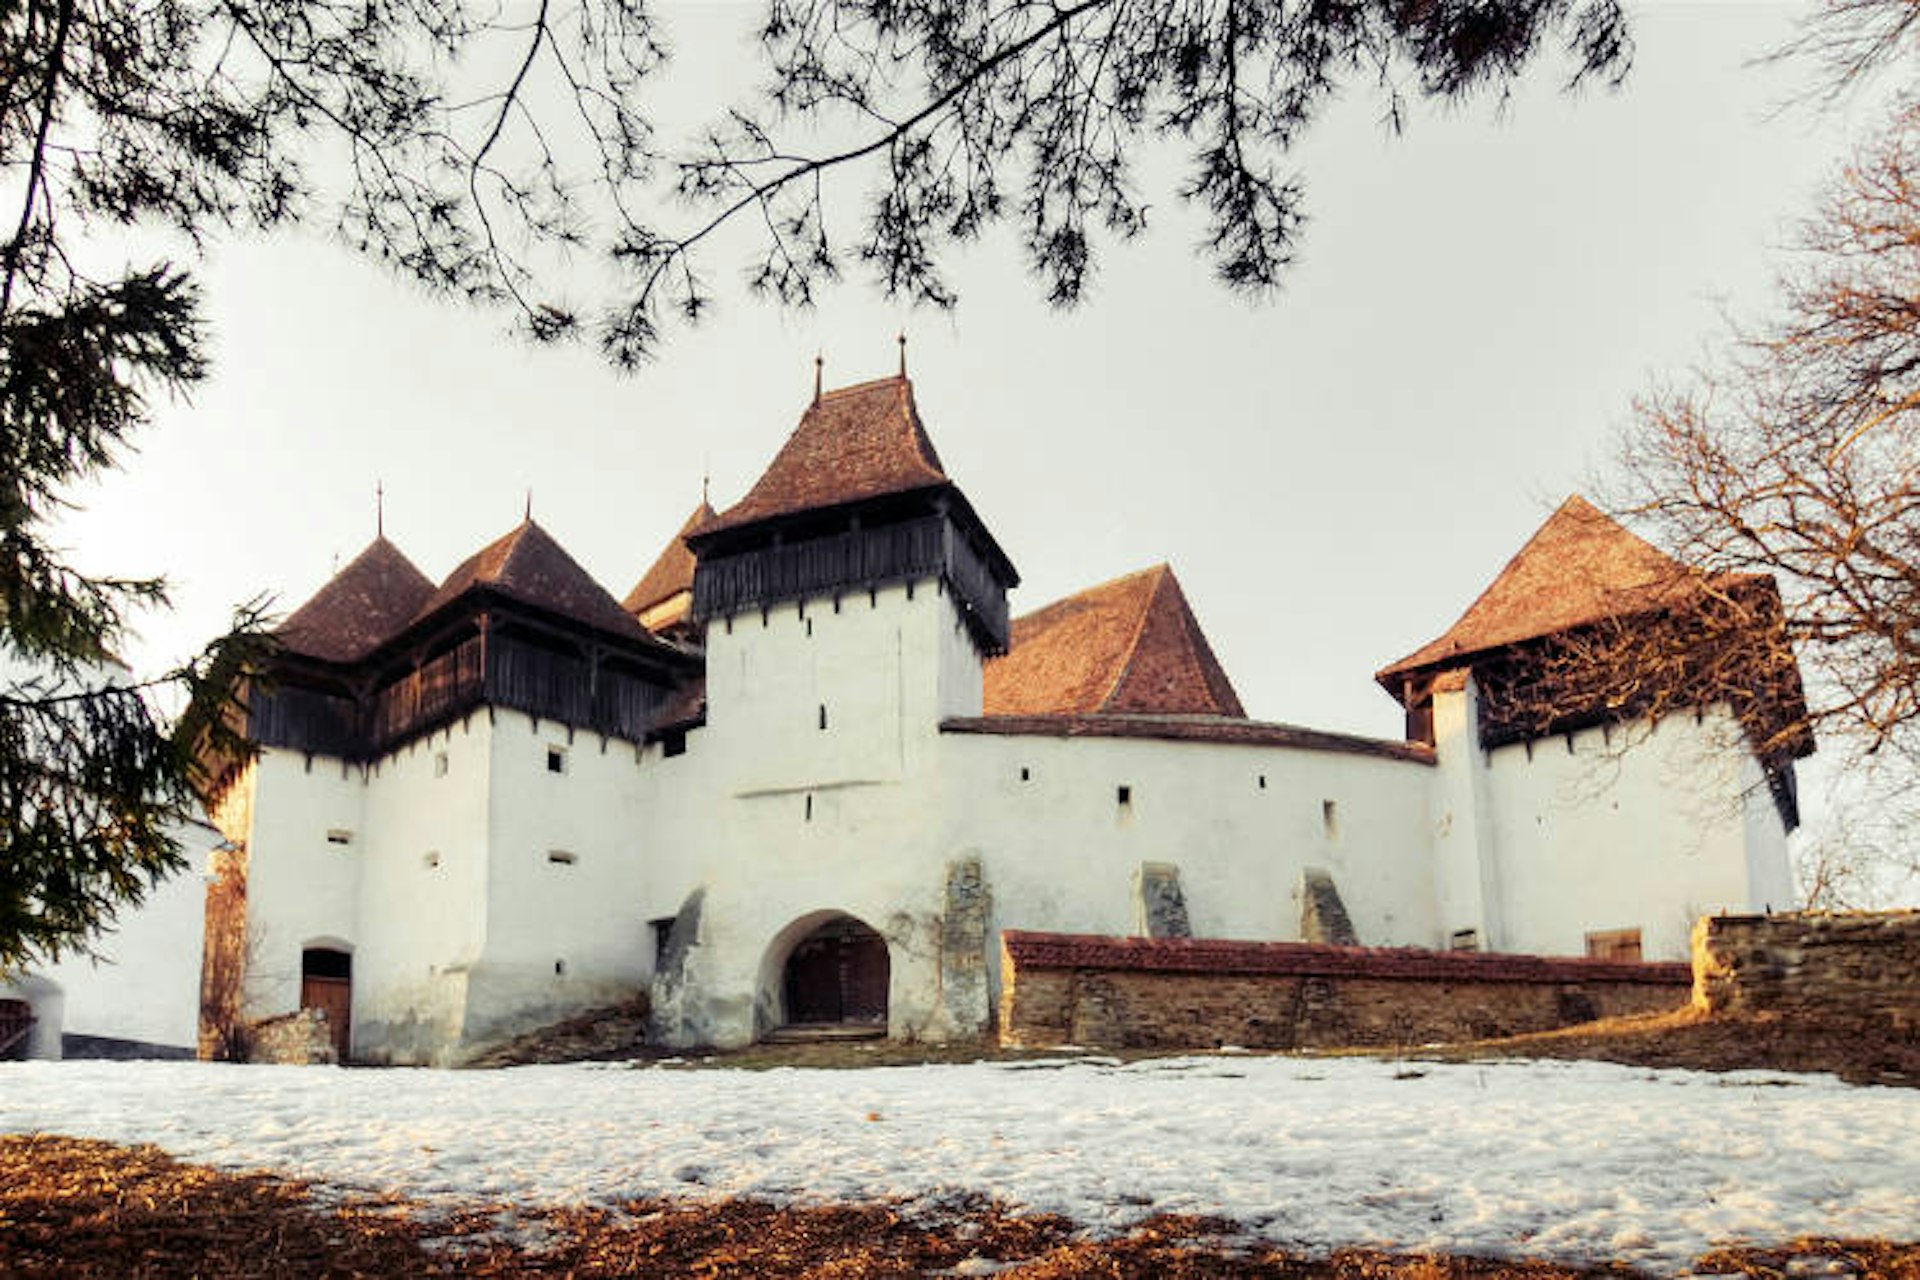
[276,537,435,663]
[1378,495,1706,685]
[418,519,648,641]
[984,565,1245,718]
[1000,931,1691,986]
[622,501,713,618]
[699,375,948,536]
[942,714,1434,765]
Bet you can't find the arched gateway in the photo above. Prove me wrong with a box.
[771,914,890,1030]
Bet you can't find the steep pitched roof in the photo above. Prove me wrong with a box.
[622,500,714,617]
[985,565,1245,718]
[699,375,948,536]
[277,537,435,663]
[418,519,647,641]
[1378,495,1701,684]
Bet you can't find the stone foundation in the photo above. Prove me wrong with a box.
[999,931,1690,1050]
[1692,910,1920,1031]
[244,1009,338,1065]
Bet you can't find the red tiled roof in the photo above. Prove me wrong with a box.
[1378,495,1706,685]
[276,538,435,663]
[418,519,647,641]
[699,376,948,536]
[1000,931,1691,986]
[984,565,1244,718]
[623,500,713,617]
[943,714,1433,764]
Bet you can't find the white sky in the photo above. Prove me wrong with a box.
[5,1055,1918,1271]
[54,7,1891,764]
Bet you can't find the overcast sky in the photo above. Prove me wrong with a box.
[57,4,1890,760]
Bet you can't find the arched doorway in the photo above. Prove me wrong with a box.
[300,946,352,1061]
[780,916,889,1028]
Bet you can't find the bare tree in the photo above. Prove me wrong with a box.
[1614,97,1918,772]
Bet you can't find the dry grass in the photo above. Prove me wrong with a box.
[0,1133,1773,1278]
[1407,1007,1920,1088]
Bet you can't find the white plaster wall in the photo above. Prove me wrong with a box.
[353,715,496,1062]
[40,820,216,1052]
[1428,683,1502,948]
[1741,751,1798,914]
[470,709,657,1044]
[940,733,1439,954]
[1,974,65,1059]
[1478,709,1782,961]
[643,578,979,1046]
[241,749,368,1018]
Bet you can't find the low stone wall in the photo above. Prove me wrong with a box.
[1693,910,1920,1030]
[244,1009,338,1065]
[999,931,1690,1051]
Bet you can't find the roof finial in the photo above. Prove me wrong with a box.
[524,489,533,523]
[897,330,907,378]
[813,352,823,403]
[701,464,711,508]
[375,480,385,539]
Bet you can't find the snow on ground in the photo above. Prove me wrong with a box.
[3,1054,1916,1272]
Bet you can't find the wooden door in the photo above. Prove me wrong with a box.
[300,975,351,1060]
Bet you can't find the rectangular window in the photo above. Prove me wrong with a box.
[434,752,450,777]
[649,917,676,963]
[547,849,578,866]
[325,829,353,846]
[546,746,567,774]
[1449,928,1479,952]
[1585,928,1643,963]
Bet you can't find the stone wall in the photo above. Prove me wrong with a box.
[244,1009,338,1065]
[999,931,1690,1051]
[1693,910,1920,1030]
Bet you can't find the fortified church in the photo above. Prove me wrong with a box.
[186,365,1810,1064]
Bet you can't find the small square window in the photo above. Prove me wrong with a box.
[546,747,566,774]
[1116,785,1132,806]
[423,851,442,870]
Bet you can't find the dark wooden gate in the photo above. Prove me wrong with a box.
[299,948,352,1061]
[782,918,889,1025]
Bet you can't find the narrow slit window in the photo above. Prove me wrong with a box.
[1117,785,1132,806]
[326,829,353,846]
[1019,766,1031,782]
[1322,799,1339,838]
[547,849,578,866]
[434,752,449,777]
[818,704,828,731]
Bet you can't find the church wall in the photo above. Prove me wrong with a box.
[1474,706,1787,962]
[352,718,495,1063]
[240,749,368,1020]
[940,733,1439,962]
[465,708,658,1048]
[42,821,214,1056]
[643,578,977,1047]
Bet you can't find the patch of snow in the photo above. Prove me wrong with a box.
[2,1056,1914,1272]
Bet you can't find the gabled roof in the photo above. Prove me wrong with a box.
[698,375,948,537]
[1378,495,1701,686]
[277,537,435,663]
[985,564,1245,718]
[623,500,714,617]
[418,519,648,641]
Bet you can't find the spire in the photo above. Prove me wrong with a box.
[524,489,533,523]
[897,331,907,378]
[376,480,384,539]
[813,353,823,403]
